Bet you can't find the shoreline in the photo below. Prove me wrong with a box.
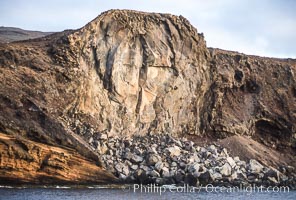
[0,183,294,190]
[1,133,295,188]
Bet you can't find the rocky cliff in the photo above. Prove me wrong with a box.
[0,9,295,184]
[65,10,210,137]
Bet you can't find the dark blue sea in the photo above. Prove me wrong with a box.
[0,185,295,200]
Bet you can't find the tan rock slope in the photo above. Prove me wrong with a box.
[0,9,295,184]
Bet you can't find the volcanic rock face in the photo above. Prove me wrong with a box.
[66,10,210,137]
[0,9,295,184]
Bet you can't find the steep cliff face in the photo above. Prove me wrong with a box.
[64,10,210,137]
[0,9,295,184]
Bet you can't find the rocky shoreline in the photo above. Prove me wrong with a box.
[96,133,296,188]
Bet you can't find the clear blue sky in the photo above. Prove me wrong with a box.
[0,0,295,58]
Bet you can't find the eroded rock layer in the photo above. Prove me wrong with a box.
[0,133,116,184]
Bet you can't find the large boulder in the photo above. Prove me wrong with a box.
[146,154,161,166]
[220,163,232,176]
[199,171,214,185]
[131,154,144,163]
[167,146,181,157]
[248,159,264,174]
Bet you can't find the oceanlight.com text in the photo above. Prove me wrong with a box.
[130,184,289,195]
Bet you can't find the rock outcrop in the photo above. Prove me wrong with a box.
[0,9,295,184]
[0,132,116,184]
[65,10,210,137]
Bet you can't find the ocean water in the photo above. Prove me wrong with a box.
[0,185,295,200]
